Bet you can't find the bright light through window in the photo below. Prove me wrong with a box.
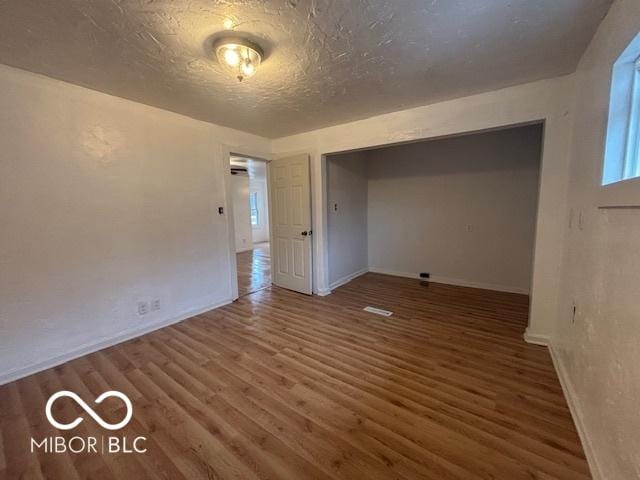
[250,192,259,226]
[603,33,640,185]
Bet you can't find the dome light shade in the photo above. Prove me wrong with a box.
[223,48,240,67]
[214,37,263,82]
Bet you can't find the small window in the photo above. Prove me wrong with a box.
[250,191,259,226]
[624,57,640,179]
[603,33,640,185]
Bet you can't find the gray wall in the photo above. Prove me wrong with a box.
[367,126,542,292]
[326,151,368,287]
[326,125,543,293]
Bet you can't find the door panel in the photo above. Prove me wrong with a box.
[276,237,289,274]
[291,185,304,226]
[269,154,312,294]
[275,186,288,225]
[292,238,305,279]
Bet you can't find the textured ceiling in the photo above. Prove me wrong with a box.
[0,0,612,138]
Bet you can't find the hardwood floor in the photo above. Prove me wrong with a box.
[237,242,271,297]
[0,273,590,479]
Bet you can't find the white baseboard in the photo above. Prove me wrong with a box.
[523,328,550,346]
[548,343,602,480]
[329,268,369,290]
[315,288,332,297]
[368,267,530,294]
[0,298,233,386]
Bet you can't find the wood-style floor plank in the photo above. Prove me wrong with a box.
[0,273,590,479]
[237,242,271,297]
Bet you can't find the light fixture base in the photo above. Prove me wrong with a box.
[213,36,264,82]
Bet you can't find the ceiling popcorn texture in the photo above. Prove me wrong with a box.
[0,0,612,138]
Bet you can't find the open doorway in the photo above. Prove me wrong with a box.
[230,155,271,297]
[324,123,543,299]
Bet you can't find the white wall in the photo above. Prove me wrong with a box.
[326,151,368,288]
[232,174,253,252]
[272,75,575,339]
[2,13,639,475]
[0,64,269,384]
[366,126,542,293]
[553,1,640,478]
[5,60,567,382]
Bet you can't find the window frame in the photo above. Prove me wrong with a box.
[600,33,640,207]
[623,56,640,180]
[249,191,259,226]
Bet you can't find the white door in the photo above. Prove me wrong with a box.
[269,154,313,295]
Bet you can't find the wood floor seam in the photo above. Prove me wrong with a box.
[0,273,591,479]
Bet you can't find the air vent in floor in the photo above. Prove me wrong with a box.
[363,306,393,317]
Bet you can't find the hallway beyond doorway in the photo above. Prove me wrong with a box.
[237,242,271,297]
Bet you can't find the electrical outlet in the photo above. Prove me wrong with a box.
[151,299,161,311]
[137,301,149,316]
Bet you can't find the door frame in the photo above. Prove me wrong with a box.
[221,146,272,300]
[220,144,318,301]
[268,154,314,295]
[315,121,557,341]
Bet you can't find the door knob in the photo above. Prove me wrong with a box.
[301,231,308,236]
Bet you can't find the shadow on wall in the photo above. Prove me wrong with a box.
[326,123,544,294]
[366,124,543,179]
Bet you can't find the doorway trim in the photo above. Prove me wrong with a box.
[221,145,272,301]
[309,115,569,343]
[318,120,545,294]
[223,149,316,299]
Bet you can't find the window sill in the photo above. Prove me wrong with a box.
[599,176,640,208]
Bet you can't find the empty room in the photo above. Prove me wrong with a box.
[326,125,543,295]
[230,156,272,297]
[0,1,638,479]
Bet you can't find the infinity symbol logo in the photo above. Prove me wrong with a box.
[45,391,133,431]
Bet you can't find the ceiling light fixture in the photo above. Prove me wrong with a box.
[214,37,263,82]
